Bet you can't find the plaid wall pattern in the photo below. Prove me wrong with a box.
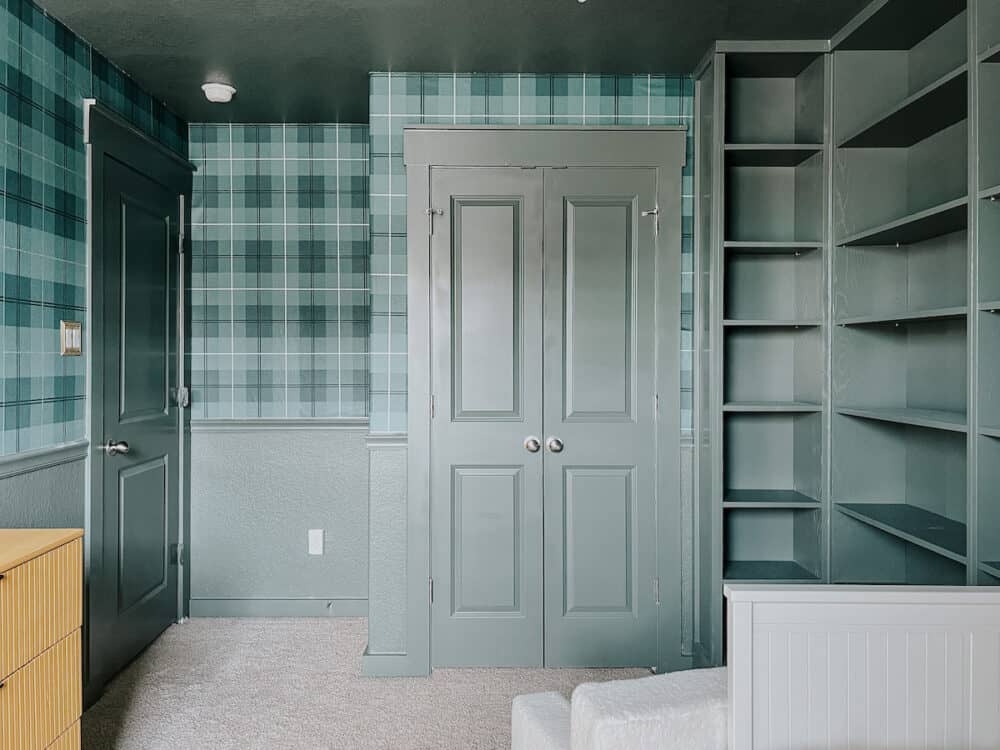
[189,124,370,419]
[1,0,186,454]
[368,72,695,434]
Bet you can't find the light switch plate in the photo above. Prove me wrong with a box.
[60,320,82,356]
[308,529,324,556]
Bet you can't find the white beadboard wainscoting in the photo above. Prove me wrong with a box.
[726,585,1000,749]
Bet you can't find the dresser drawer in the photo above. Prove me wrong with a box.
[0,630,81,750]
[0,539,82,681]
[44,720,79,750]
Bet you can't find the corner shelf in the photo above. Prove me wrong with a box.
[835,502,967,564]
[723,319,821,328]
[836,306,967,327]
[723,560,820,582]
[836,406,967,433]
[838,65,968,149]
[838,197,969,247]
[723,241,823,254]
[723,489,820,509]
[980,302,1000,313]
[835,0,965,51]
[723,143,824,167]
[724,401,823,413]
[981,426,1000,439]
[981,42,1000,65]
[981,561,1000,579]
[981,184,1000,201]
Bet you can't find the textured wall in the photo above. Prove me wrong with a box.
[366,440,407,654]
[0,0,186,455]
[189,426,369,610]
[367,72,695,433]
[0,454,84,527]
[188,124,370,419]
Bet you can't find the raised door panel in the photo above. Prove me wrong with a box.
[451,467,522,614]
[452,199,522,420]
[563,467,636,614]
[564,199,636,421]
[120,197,170,421]
[117,458,168,612]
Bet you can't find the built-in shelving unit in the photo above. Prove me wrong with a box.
[711,48,829,589]
[831,0,971,586]
[694,0,1000,664]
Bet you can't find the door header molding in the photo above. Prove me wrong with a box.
[404,126,687,169]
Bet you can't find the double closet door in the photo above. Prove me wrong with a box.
[430,166,660,667]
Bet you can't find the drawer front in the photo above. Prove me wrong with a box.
[0,630,81,750]
[44,720,79,750]
[0,539,82,680]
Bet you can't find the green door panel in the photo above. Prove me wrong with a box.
[542,168,659,667]
[430,168,545,667]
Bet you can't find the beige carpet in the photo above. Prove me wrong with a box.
[82,618,649,750]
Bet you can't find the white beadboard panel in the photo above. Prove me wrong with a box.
[726,585,1000,750]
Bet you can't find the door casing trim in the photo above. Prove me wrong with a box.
[402,126,688,676]
[83,100,193,705]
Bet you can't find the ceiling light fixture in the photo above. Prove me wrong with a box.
[202,82,236,103]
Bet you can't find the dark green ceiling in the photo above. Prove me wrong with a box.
[40,0,872,123]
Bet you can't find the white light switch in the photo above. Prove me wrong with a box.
[60,320,82,356]
[308,529,324,556]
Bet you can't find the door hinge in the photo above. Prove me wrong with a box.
[654,577,661,606]
[642,206,660,238]
[655,392,660,415]
[429,577,434,604]
[430,394,436,418]
[178,194,186,247]
[426,207,443,235]
[171,542,185,567]
[174,385,191,408]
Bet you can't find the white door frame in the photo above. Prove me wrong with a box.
[402,126,688,675]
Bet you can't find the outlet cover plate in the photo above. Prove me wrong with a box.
[308,529,324,555]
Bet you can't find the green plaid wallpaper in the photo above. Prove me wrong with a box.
[188,124,370,419]
[368,72,695,434]
[1,0,186,455]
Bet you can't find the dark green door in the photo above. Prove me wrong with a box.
[92,154,181,684]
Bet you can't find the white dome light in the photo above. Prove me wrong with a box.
[202,82,236,103]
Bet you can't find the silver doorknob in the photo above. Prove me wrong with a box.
[546,437,564,453]
[105,440,130,456]
[524,436,541,453]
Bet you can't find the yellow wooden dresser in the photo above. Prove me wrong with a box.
[0,530,83,750]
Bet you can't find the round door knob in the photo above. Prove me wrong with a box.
[546,437,564,453]
[524,436,541,453]
[105,440,130,457]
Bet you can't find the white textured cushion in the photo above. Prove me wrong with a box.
[570,667,728,750]
[511,691,572,750]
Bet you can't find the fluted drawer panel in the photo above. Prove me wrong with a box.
[0,539,82,681]
[44,720,79,750]
[0,630,80,750]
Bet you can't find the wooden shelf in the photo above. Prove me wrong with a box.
[836,406,967,433]
[836,306,967,326]
[724,401,823,413]
[835,502,967,563]
[838,197,969,247]
[723,560,819,582]
[981,42,1000,65]
[723,143,823,167]
[723,241,823,254]
[723,319,821,328]
[723,489,820,509]
[837,66,967,149]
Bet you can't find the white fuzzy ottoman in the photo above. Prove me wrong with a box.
[511,691,572,750]
[571,667,728,750]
